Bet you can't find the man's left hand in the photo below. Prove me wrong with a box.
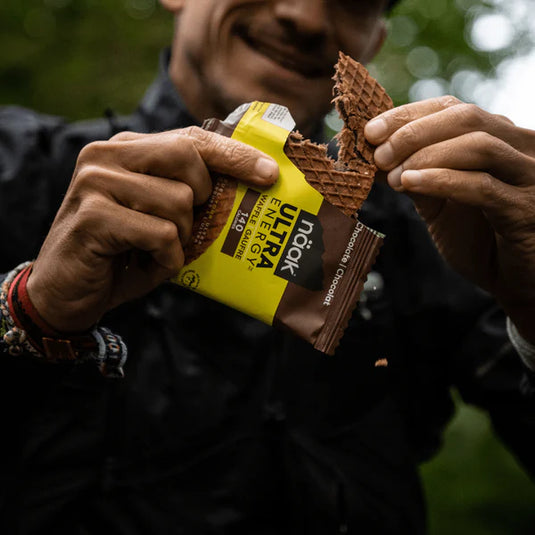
[365,96,535,343]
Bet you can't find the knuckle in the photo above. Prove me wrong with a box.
[390,106,413,129]
[221,141,246,167]
[178,126,194,137]
[173,133,202,169]
[75,193,106,228]
[128,197,145,214]
[404,147,428,169]
[78,140,109,163]
[109,130,135,142]
[494,113,515,126]
[183,125,210,145]
[471,130,494,143]
[179,184,195,208]
[73,163,104,189]
[471,131,512,159]
[469,130,494,150]
[455,102,484,127]
[215,138,253,175]
[396,121,421,148]
[439,95,461,108]
[185,127,257,176]
[170,184,195,214]
[159,221,179,246]
[478,172,498,200]
[184,125,203,137]
[440,168,457,187]
[178,138,199,167]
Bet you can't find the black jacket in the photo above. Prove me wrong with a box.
[1,51,534,535]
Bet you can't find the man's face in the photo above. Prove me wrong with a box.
[165,0,387,135]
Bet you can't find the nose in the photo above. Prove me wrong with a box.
[273,0,330,37]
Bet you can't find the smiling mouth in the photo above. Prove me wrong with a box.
[236,27,333,79]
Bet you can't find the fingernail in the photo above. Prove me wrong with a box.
[374,142,395,168]
[254,157,279,182]
[365,118,387,141]
[388,165,403,189]
[402,170,423,187]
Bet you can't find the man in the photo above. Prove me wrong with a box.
[1,0,534,533]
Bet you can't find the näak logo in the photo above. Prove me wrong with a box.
[275,210,324,290]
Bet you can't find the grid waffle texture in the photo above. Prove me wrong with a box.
[284,132,374,218]
[285,52,393,217]
[333,51,393,170]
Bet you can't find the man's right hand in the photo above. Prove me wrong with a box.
[26,127,279,333]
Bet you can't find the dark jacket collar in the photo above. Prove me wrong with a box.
[136,48,199,133]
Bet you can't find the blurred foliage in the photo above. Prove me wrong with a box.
[0,0,172,118]
[1,1,534,534]
[2,0,533,119]
[420,392,535,535]
[372,0,489,105]
[373,0,534,104]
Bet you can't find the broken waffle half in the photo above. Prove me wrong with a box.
[284,51,393,218]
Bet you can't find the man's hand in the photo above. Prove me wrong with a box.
[365,96,535,343]
[27,127,278,333]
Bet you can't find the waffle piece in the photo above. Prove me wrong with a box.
[333,51,393,169]
[284,131,375,217]
[284,52,392,217]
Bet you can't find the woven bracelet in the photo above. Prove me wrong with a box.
[0,261,127,378]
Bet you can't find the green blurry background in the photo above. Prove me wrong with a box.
[1,0,534,532]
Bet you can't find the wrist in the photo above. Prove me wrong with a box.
[25,267,96,333]
[9,263,65,348]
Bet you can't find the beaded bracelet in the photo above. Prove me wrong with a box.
[1,261,127,378]
[0,261,40,357]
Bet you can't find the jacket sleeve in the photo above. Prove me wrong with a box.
[363,183,535,478]
[0,105,115,272]
[454,305,535,478]
[0,106,119,371]
[0,106,72,271]
[0,108,116,527]
[402,209,535,477]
